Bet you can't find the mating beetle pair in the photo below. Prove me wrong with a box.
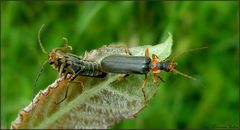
[35,24,207,104]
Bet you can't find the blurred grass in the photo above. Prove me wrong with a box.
[1,1,239,129]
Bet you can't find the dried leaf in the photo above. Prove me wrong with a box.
[11,33,173,129]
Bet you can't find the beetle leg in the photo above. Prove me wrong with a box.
[153,73,158,84]
[60,65,73,79]
[72,81,84,90]
[56,67,81,105]
[55,80,84,105]
[141,74,148,103]
[158,75,165,82]
[55,78,85,105]
[55,74,84,105]
[145,48,149,57]
[63,69,69,79]
[68,68,85,94]
[152,54,160,61]
[55,81,70,105]
[64,66,76,80]
[69,66,84,81]
[117,74,129,81]
[63,73,68,79]
[58,63,65,78]
[124,47,132,55]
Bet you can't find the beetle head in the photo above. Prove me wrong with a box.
[47,44,72,69]
[168,62,177,72]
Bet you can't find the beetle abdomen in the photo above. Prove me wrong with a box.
[63,55,106,78]
[80,60,107,77]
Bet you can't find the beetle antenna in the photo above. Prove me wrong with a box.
[171,47,208,62]
[32,60,48,106]
[172,69,197,81]
[62,37,69,45]
[62,37,72,51]
[38,24,48,55]
[55,37,73,53]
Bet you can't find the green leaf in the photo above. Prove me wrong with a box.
[11,33,173,129]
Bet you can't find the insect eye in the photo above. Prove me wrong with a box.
[49,61,54,65]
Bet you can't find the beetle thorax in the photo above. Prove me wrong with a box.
[157,60,170,72]
[150,60,161,73]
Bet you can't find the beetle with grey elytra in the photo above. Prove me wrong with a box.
[100,53,175,102]
[100,47,208,102]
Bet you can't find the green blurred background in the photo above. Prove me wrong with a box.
[1,1,239,129]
